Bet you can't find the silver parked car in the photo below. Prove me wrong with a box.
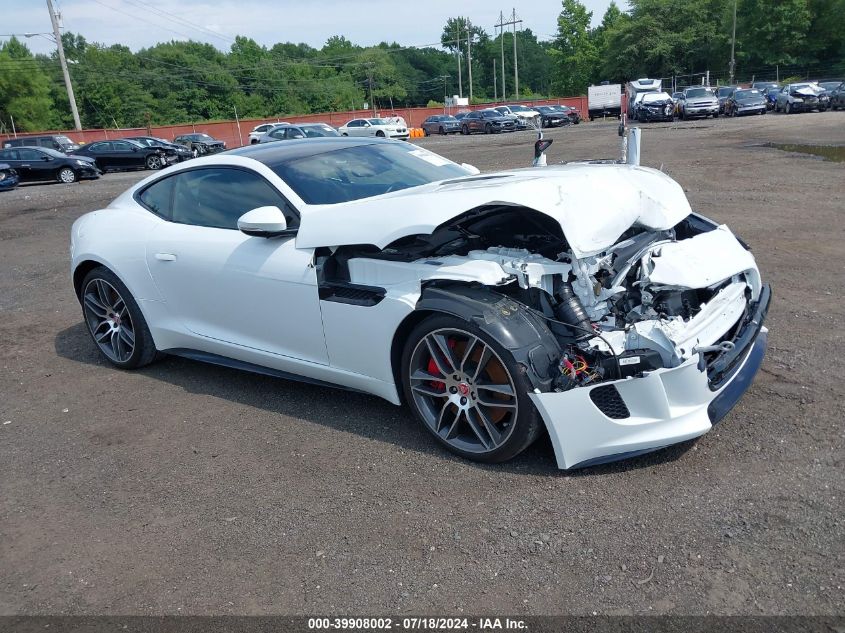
[258,123,341,143]
[774,83,830,113]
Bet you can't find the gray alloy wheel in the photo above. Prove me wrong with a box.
[191,147,199,157]
[82,278,137,364]
[80,267,157,369]
[485,123,492,134]
[146,154,162,170]
[786,102,792,114]
[57,167,76,183]
[462,124,469,135]
[406,326,520,456]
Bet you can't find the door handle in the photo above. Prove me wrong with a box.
[155,253,177,261]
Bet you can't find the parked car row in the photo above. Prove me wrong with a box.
[631,80,845,123]
[0,131,228,189]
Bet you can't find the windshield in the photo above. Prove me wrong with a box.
[39,147,67,158]
[643,92,671,102]
[508,105,531,112]
[717,87,735,96]
[685,88,714,98]
[481,110,501,118]
[735,89,761,99]
[819,82,841,90]
[302,126,340,138]
[56,135,77,146]
[271,143,470,205]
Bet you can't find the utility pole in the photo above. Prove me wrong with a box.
[496,10,522,99]
[465,18,473,103]
[440,75,449,113]
[46,0,81,130]
[497,12,506,100]
[453,23,463,98]
[512,9,520,99]
[367,64,375,116]
[729,0,737,84]
[493,60,497,102]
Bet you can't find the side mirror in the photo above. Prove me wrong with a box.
[363,122,371,127]
[461,163,481,175]
[237,206,290,238]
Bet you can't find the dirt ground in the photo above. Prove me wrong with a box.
[0,113,843,616]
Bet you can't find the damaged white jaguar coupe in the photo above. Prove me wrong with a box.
[70,137,770,470]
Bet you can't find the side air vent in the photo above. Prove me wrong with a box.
[589,385,630,419]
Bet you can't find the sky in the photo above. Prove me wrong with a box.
[4,0,623,55]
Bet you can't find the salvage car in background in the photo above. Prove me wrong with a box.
[775,83,829,113]
[829,82,845,109]
[249,122,289,144]
[173,133,226,156]
[534,105,568,128]
[0,163,19,190]
[3,134,81,154]
[724,88,767,116]
[259,123,340,143]
[461,109,516,134]
[677,87,719,119]
[126,136,193,162]
[74,139,170,172]
[635,91,675,122]
[716,86,737,113]
[0,146,100,183]
[70,137,769,471]
[421,115,462,136]
[494,104,541,127]
[338,118,409,140]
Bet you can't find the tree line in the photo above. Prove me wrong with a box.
[1,0,842,132]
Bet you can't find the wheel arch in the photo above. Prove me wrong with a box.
[390,284,562,401]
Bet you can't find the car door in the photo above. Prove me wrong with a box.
[143,165,328,364]
[20,148,57,181]
[110,140,144,168]
[0,149,27,181]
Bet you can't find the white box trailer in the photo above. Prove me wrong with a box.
[587,83,622,120]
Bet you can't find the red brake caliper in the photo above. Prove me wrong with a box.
[428,338,456,392]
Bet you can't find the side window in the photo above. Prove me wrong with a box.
[170,168,294,230]
[0,149,15,160]
[18,149,42,161]
[286,128,305,139]
[90,142,110,152]
[269,129,285,139]
[112,141,133,151]
[139,176,175,219]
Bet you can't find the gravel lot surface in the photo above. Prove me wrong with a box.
[1,113,843,616]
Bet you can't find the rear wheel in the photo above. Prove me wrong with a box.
[462,124,469,135]
[401,315,543,463]
[80,267,157,369]
[57,167,76,183]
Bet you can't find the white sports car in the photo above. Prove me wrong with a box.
[70,138,770,470]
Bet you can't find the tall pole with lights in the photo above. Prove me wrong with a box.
[46,0,81,130]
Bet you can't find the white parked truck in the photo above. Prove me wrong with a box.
[587,83,622,121]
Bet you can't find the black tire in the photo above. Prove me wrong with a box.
[461,124,469,135]
[250,139,258,145]
[484,123,492,134]
[57,167,77,183]
[439,126,445,135]
[79,266,157,370]
[146,154,163,170]
[423,127,429,137]
[786,102,792,114]
[400,314,543,464]
[341,133,348,136]
[376,130,385,137]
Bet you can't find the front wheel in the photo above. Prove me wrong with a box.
[376,130,385,137]
[80,267,157,369]
[439,126,445,135]
[146,154,163,170]
[461,125,469,135]
[57,167,77,183]
[401,315,543,463]
[786,102,792,114]
[484,123,492,134]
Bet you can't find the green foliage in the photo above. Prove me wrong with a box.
[0,38,55,131]
[550,0,599,95]
[0,3,842,133]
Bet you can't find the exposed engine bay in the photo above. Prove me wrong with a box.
[317,205,762,394]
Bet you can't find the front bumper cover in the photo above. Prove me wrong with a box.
[530,285,770,470]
